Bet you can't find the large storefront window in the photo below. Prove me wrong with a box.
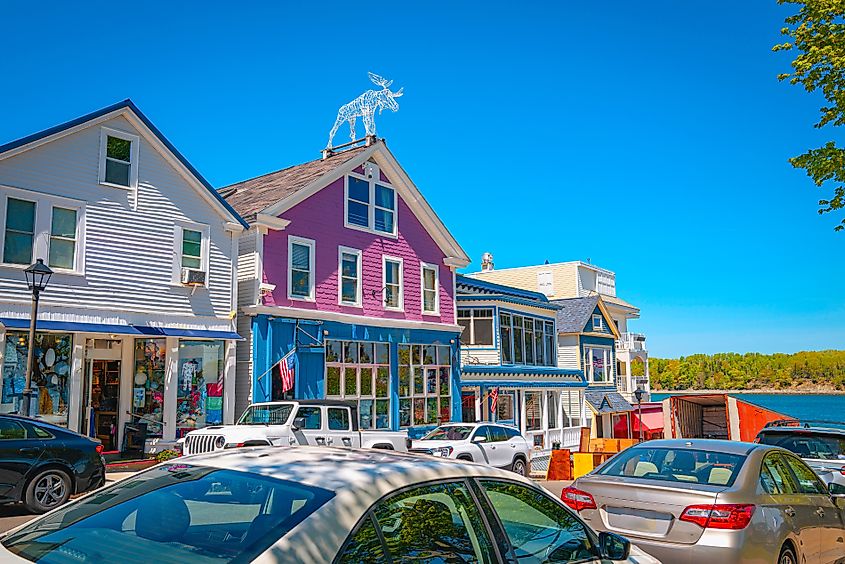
[499,313,556,367]
[585,346,612,383]
[325,340,390,429]
[2,332,71,426]
[132,339,166,437]
[177,340,224,437]
[399,344,452,427]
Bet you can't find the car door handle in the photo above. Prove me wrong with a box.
[326,438,334,445]
[817,508,826,518]
[18,447,39,454]
[785,507,796,517]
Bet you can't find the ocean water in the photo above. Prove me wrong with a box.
[650,393,845,426]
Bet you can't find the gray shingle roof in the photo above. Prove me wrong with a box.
[551,296,599,333]
[219,146,368,222]
[585,390,634,414]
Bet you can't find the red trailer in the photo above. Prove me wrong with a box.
[662,394,795,442]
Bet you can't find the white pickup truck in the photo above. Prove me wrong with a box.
[181,400,408,456]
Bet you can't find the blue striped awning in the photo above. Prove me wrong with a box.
[0,318,241,340]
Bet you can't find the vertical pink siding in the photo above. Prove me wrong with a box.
[262,176,455,324]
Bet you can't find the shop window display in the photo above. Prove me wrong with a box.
[2,332,71,426]
[398,343,452,428]
[177,340,224,437]
[132,339,166,437]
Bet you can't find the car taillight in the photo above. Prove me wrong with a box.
[95,444,104,455]
[839,465,845,476]
[561,486,597,512]
[679,504,755,529]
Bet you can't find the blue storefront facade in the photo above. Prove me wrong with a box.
[249,316,462,437]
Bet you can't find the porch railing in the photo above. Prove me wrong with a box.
[616,332,647,352]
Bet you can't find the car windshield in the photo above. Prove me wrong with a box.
[758,431,845,461]
[422,426,475,441]
[2,463,334,563]
[237,404,294,425]
[597,447,746,487]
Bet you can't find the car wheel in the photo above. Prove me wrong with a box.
[456,454,473,462]
[25,469,71,514]
[511,457,527,476]
[778,545,797,564]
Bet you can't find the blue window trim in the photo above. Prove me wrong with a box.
[497,307,557,369]
[457,304,500,350]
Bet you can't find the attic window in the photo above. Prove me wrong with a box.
[592,314,604,331]
[99,127,139,189]
[345,170,396,236]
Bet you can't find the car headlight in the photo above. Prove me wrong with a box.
[215,436,226,449]
[436,446,453,458]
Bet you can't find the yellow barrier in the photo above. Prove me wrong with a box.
[572,452,595,478]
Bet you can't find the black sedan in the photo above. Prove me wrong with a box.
[0,414,105,513]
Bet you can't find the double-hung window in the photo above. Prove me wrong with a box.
[2,191,84,272]
[585,346,612,383]
[49,207,78,270]
[288,236,315,301]
[338,246,362,307]
[592,314,604,332]
[99,128,139,189]
[3,198,36,265]
[181,229,203,269]
[345,170,397,235]
[420,262,439,315]
[383,256,403,310]
[458,309,494,346]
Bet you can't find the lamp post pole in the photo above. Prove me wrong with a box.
[634,387,644,443]
[21,259,53,417]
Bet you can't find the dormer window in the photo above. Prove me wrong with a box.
[592,314,604,332]
[345,169,396,236]
[99,127,139,189]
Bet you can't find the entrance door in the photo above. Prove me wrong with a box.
[461,390,477,423]
[85,360,121,451]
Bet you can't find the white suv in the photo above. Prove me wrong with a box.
[409,423,531,476]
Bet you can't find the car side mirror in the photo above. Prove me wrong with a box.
[292,417,306,431]
[598,531,630,561]
[472,435,486,443]
[832,494,845,511]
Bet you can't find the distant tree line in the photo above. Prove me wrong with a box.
[650,350,845,391]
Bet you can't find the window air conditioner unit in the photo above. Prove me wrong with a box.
[181,268,206,286]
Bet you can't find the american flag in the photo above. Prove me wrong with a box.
[490,387,499,413]
[278,349,296,394]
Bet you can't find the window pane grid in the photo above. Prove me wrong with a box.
[325,340,390,429]
[346,175,396,233]
[499,312,556,367]
[4,198,35,265]
[398,343,451,427]
[290,240,313,298]
[181,229,203,269]
[384,259,401,308]
[340,250,360,305]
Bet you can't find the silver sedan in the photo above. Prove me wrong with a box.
[562,439,845,564]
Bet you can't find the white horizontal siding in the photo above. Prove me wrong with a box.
[557,335,580,369]
[237,229,258,307]
[235,314,253,417]
[0,115,236,325]
[460,347,500,366]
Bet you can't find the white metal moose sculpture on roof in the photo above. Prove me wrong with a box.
[327,72,403,149]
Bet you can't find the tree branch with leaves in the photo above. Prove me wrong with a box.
[774,0,845,230]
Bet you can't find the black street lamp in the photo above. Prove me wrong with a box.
[21,259,53,417]
[633,387,645,442]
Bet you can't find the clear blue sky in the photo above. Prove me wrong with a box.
[1,2,841,357]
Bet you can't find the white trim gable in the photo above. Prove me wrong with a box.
[0,105,245,232]
[260,142,469,267]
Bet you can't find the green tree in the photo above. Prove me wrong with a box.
[774,1,845,230]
